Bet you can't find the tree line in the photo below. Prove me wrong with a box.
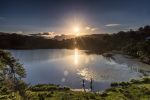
[0,25,150,63]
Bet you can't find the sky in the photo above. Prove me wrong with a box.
[0,0,150,34]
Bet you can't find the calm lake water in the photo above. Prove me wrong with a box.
[10,49,150,91]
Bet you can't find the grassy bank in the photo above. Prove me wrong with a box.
[0,78,150,100]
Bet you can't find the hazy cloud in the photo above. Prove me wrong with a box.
[91,28,97,31]
[12,31,23,34]
[105,24,121,27]
[85,26,91,30]
[48,32,55,35]
[17,31,23,34]
[85,26,97,31]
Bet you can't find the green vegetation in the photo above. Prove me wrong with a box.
[0,50,27,100]
[1,77,149,100]
[25,78,149,100]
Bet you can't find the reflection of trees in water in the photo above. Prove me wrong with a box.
[138,69,150,76]
[103,54,150,77]
[125,63,150,76]
[102,54,116,62]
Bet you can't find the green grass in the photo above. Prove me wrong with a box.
[0,78,150,100]
[103,84,150,100]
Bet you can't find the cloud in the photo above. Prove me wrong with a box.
[12,31,23,34]
[105,24,121,27]
[85,26,90,30]
[85,26,97,31]
[48,32,55,35]
[7,31,27,34]
[91,28,97,31]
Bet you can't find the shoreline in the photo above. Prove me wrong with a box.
[2,77,149,99]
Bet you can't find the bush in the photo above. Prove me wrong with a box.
[142,78,150,83]
[30,84,70,92]
[106,88,118,92]
[119,82,131,87]
[101,92,108,97]
[111,82,119,87]
[131,79,141,84]
[89,94,96,99]
[63,87,70,91]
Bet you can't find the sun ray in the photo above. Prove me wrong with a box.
[73,26,80,36]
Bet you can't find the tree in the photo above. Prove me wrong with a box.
[0,50,26,97]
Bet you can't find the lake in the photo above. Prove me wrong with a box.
[9,49,150,91]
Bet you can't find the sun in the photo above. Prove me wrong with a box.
[73,26,80,36]
[74,26,80,33]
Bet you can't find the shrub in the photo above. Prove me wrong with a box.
[131,79,141,84]
[119,82,131,87]
[106,87,118,92]
[142,78,150,83]
[101,92,108,97]
[111,82,119,87]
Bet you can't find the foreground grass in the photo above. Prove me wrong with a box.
[0,78,150,100]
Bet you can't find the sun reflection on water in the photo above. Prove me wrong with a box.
[77,68,95,81]
[73,48,95,81]
[74,48,79,65]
